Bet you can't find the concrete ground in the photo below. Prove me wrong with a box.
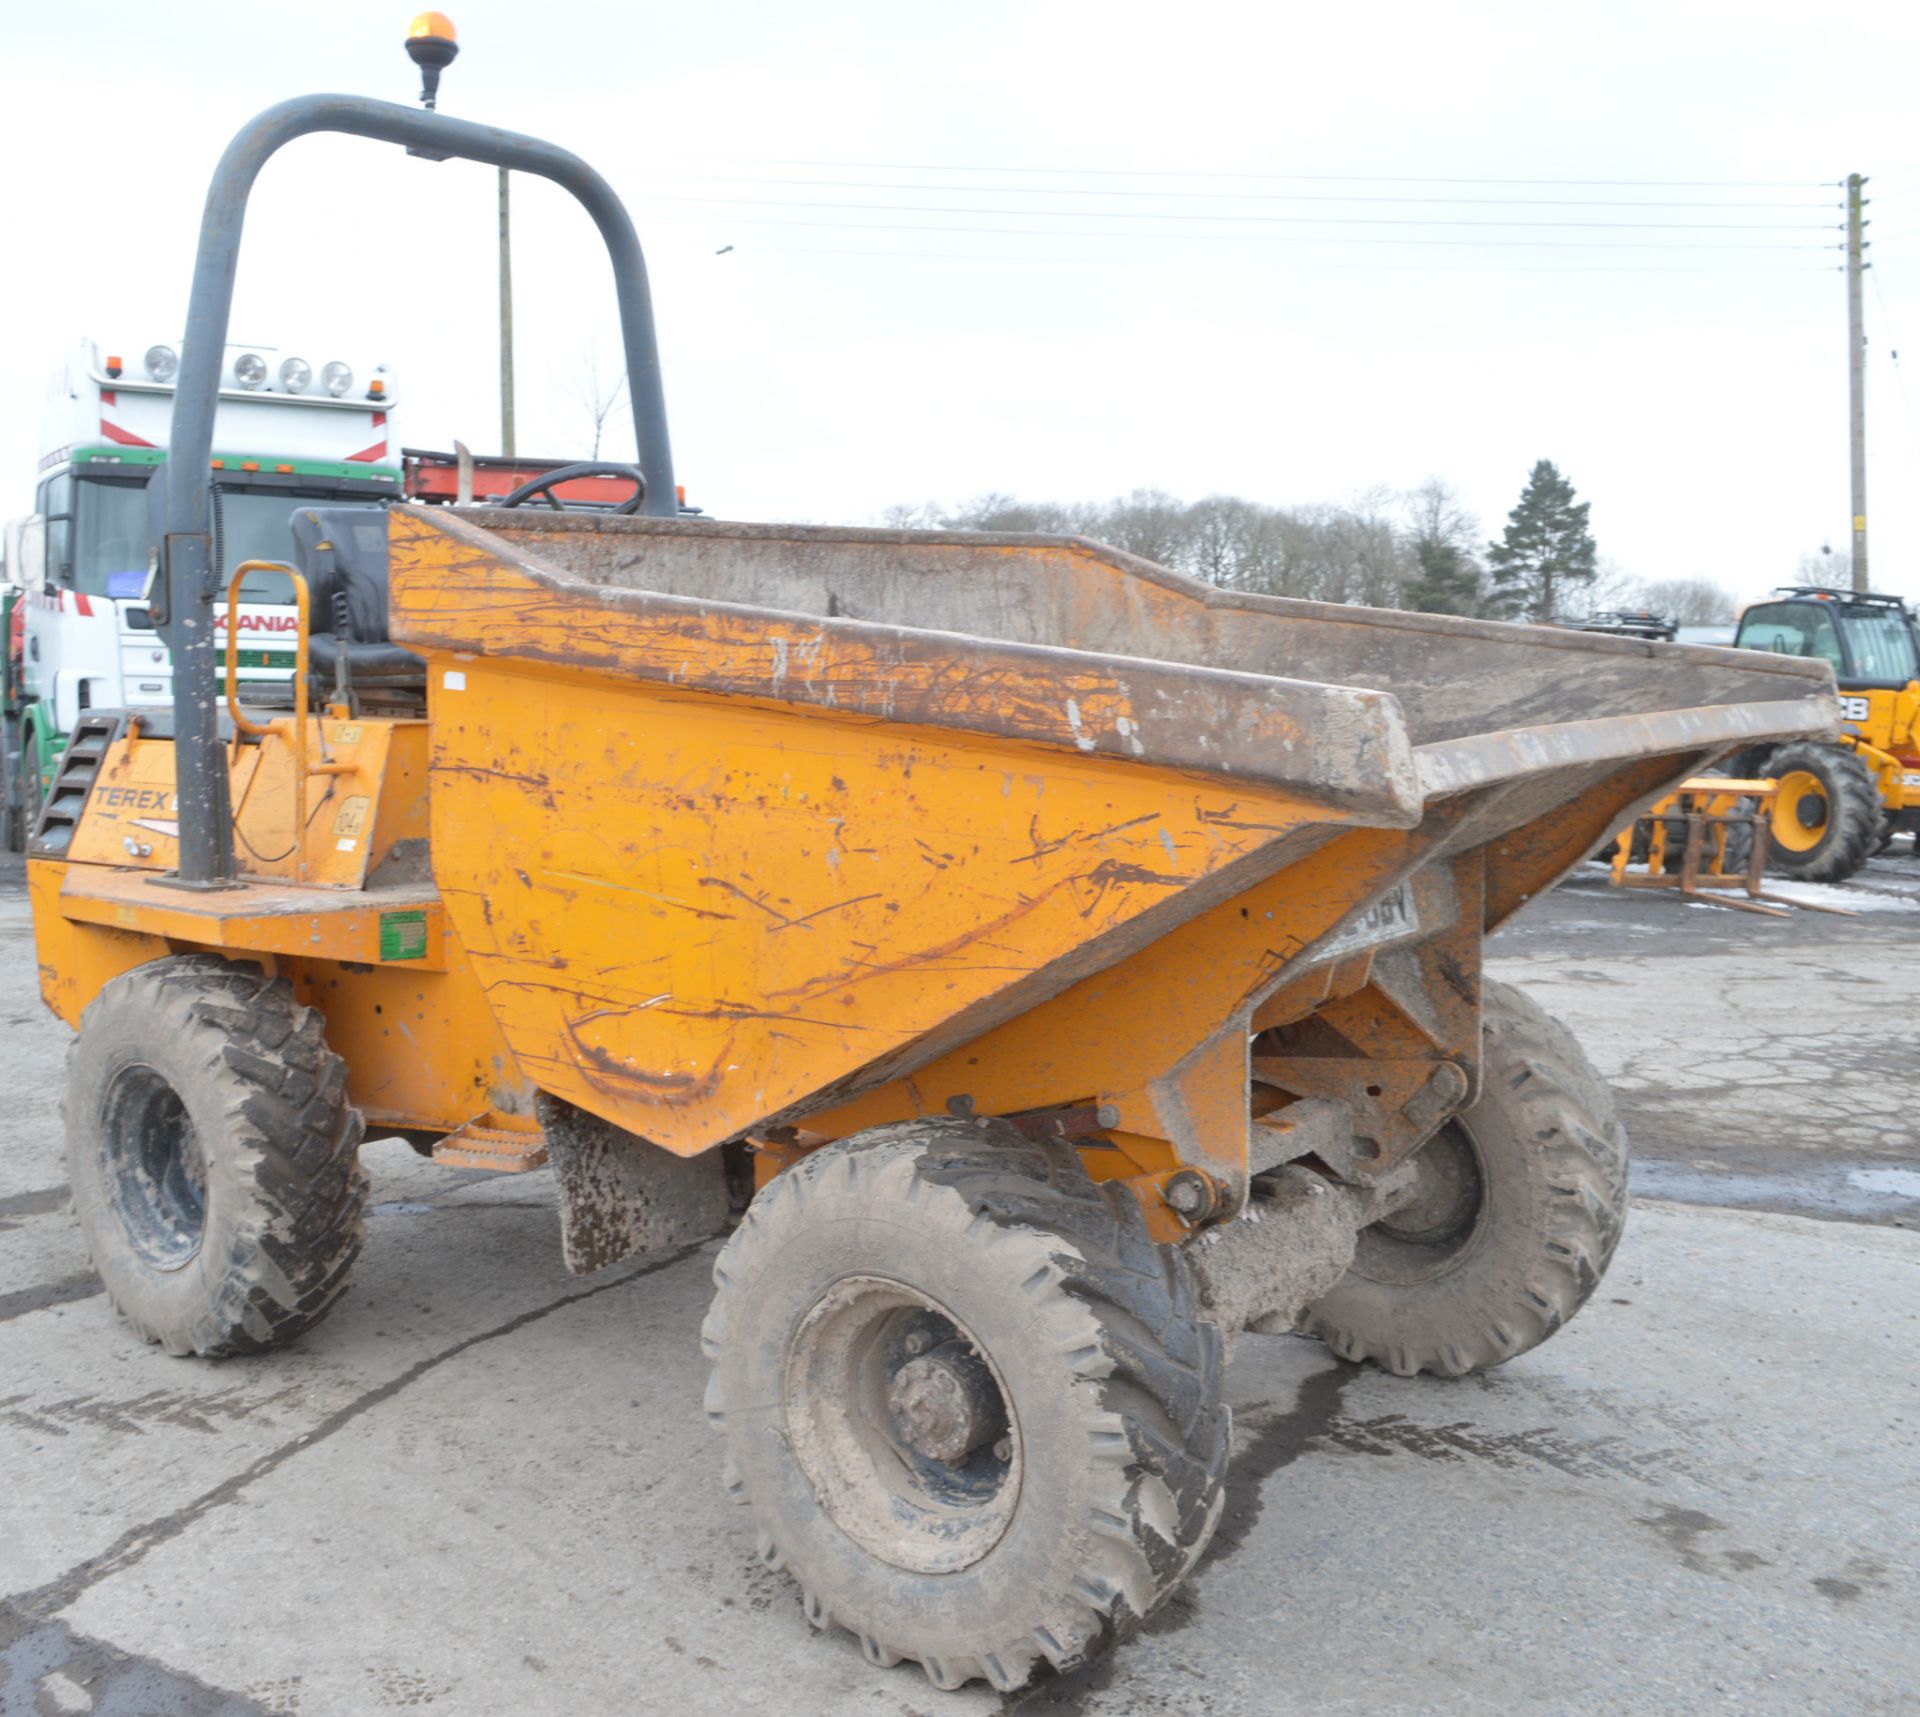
[1,848,1917,1715]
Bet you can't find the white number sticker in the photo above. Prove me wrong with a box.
[1317,882,1421,963]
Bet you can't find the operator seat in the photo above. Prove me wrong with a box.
[290,507,424,682]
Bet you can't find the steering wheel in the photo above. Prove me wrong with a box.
[497,461,649,515]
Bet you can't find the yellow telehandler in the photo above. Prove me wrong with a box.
[1729,586,1920,880]
[24,63,1837,1693]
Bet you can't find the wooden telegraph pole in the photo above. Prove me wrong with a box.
[1846,172,1868,593]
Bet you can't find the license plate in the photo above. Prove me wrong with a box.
[1317,882,1420,963]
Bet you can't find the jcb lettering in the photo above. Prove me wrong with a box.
[1838,695,1871,722]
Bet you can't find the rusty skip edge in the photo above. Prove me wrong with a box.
[451,507,1837,684]
[1413,694,1841,799]
[390,506,1424,824]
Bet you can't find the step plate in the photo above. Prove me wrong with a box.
[432,1123,550,1174]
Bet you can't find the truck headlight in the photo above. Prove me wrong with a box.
[144,344,178,383]
[279,356,312,394]
[234,353,267,390]
[321,361,353,398]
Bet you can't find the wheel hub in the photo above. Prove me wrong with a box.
[887,1339,1008,1464]
[784,1278,1021,1575]
[1771,769,1831,851]
[1348,1119,1490,1287]
[101,1062,208,1272]
[1378,1126,1481,1246]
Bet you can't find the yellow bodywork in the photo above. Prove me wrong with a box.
[1838,681,1920,814]
[28,502,1835,1231]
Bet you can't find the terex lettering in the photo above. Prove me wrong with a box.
[93,786,179,812]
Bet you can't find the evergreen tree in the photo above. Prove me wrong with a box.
[1400,476,1484,616]
[1484,460,1596,621]
[1402,537,1484,616]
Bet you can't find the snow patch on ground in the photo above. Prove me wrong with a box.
[1848,1167,1920,1199]
[1762,879,1920,912]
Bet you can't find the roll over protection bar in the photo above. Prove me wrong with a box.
[152,94,675,887]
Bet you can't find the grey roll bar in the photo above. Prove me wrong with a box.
[152,94,676,887]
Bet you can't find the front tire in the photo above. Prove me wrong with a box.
[702,1122,1228,1692]
[65,956,368,1357]
[1762,741,1879,884]
[1300,979,1628,1378]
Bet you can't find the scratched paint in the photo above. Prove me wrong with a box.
[419,652,1340,1157]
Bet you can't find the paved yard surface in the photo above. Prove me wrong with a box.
[2,849,1917,1715]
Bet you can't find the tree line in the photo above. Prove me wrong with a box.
[880,461,1736,626]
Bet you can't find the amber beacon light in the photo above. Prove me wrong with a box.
[404,12,460,108]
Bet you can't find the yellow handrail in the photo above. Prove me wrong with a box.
[223,561,312,880]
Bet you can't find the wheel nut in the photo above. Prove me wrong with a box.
[1165,1170,1215,1220]
[993,1436,1013,1462]
[902,1331,930,1355]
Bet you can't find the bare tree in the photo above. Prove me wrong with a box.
[875,502,941,530]
[1634,577,1738,625]
[1098,489,1192,566]
[570,343,629,460]
[1400,478,1484,616]
[1572,557,1645,618]
[873,483,1468,612]
[1795,548,1841,586]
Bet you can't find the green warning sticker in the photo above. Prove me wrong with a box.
[379,909,429,961]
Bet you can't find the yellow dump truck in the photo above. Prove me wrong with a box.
[25,86,1838,1694]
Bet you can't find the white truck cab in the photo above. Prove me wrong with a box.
[5,338,400,841]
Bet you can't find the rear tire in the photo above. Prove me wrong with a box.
[65,956,367,1357]
[1300,979,1628,1378]
[702,1121,1228,1692]
[1761,741,1878,884]
[12,729,43,851]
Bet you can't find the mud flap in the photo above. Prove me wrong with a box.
[537,1095,731,1274]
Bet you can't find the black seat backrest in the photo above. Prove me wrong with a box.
[291,507,394,644]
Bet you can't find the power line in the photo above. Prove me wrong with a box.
[726,243,1838,274]
[731,157,1827,190]
[637,172,1836,213]
[628,192,1834,233]
[635,210,1838,251]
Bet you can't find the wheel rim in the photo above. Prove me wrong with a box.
[784,1276,1021,1575]
[1349,1120,1487,1286]
[1770,769,1830,854]
[100,1063,208,1271]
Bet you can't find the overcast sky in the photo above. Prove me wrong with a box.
[6,0,1919,606]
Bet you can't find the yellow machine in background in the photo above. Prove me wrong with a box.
[1730,587,1920,881]
[1606,777,1854,918]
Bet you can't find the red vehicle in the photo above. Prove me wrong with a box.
[403,446,695,512]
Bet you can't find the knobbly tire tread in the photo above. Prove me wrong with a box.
[1761,740,1879,884]
[65,955,367,1357]
[701,1120,1228,1692]
[1301,979,1628,1378]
